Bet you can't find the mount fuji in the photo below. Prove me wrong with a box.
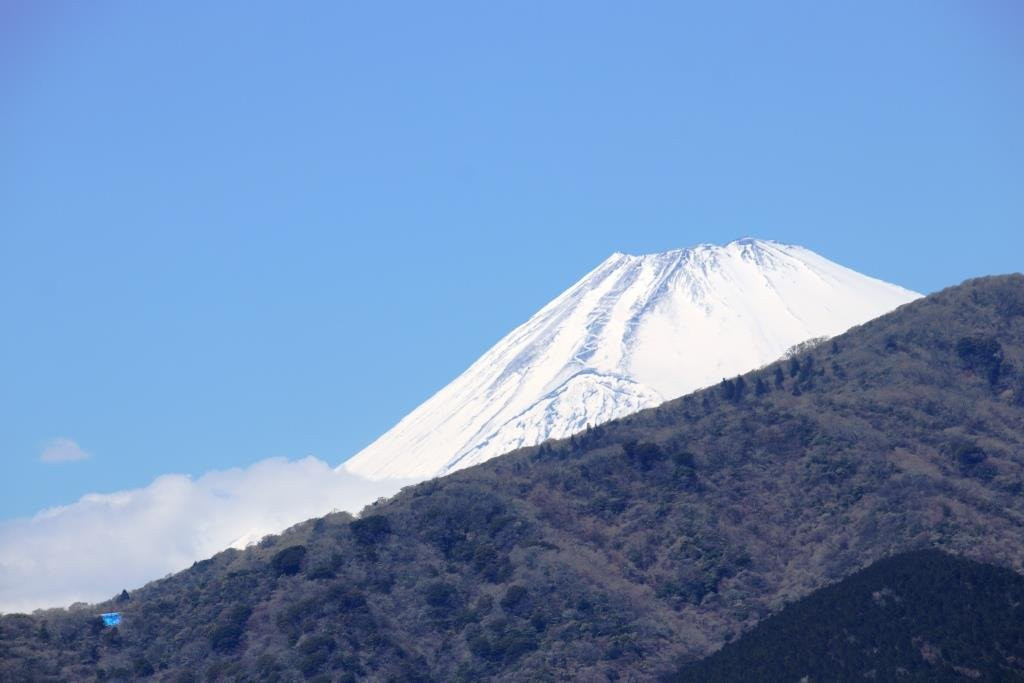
[343,238,920,480]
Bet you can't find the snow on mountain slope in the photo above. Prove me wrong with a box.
[343,238,920,480]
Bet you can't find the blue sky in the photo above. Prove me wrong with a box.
[2,1,1022,520]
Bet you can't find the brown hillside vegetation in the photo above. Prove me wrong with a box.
[2,275,1024,681]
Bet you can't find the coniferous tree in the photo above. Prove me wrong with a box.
[719,378,735,401]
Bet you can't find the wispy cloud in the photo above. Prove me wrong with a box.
[39,437,90,463]
[0,457,410,614]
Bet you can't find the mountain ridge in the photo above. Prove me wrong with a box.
[4,274,1022,682]
[671,549,1024,681]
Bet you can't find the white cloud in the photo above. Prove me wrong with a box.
[39,437,90,463]
[0,457,411,614]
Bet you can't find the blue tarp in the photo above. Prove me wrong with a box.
[100,612,122,627]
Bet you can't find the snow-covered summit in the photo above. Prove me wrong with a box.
[343,238,920,480]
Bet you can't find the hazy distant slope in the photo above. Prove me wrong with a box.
[4,275,1022,682]
[345,238,919,479]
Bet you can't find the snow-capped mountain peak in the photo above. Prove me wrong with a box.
[343,238,920,480]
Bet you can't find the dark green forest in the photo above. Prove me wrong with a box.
[671,549,1024,681]
[2,275,1024,681]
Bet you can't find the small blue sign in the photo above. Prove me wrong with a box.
[100,612,122,627]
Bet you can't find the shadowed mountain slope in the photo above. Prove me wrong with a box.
[671,549,1024,682]
[2,274,1023,681]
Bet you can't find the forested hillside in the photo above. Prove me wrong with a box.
[2,275,1023,681]
[671,549,1024,681]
